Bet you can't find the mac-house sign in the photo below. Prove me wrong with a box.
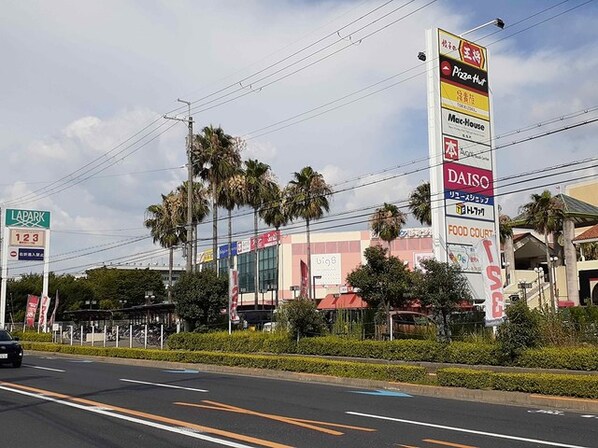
[5,209,51,229]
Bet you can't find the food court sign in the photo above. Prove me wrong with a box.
[426,28,501,321]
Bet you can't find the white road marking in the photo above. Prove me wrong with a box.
[120,379,207,392]
[0,385,256,448]
[528,409,564,416]
[346,411,592,448]
[27,365,66,372]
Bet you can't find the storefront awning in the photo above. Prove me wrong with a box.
[317,293,368,310]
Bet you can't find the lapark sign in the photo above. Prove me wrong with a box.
[5,209,51,229]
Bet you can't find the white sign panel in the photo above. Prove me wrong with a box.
[445,199,495,222]
[442,135,491,170]
[311,253,341,285]
[441,108,490,144]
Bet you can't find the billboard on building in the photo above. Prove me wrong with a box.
[426,28,502,324]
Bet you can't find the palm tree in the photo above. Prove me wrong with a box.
[218,170,247,272]
[520,190,564,311]
[408,182,432,226]
[175,181,211,271]
[370,203,406,253]
[144,192,186,302]
[287,166,332,299]
[192,126,241,273]
[259,184,291,308]
[243,159,278,309]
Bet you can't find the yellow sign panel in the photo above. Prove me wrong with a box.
[9,228,46,247]
[440,81,489,121]
[200,248,214,263]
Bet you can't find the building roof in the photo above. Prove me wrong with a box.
[573,224,598,244]
[317,293,368,310]
[513,193,598,228]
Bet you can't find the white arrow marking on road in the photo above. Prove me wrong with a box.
[120,379,208,392]
[346,411,592,448]
[28,365,66,372]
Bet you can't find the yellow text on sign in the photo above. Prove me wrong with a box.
[440,81,489,121]
[9,228,46,247]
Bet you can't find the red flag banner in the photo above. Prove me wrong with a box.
[38,295,51,329]
[25,295,40,328]
[300,260,309,298]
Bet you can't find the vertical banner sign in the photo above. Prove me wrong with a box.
[426,28,500,308]
[48,290,59,327]
[38,295,51,329]
[300,260,309,298]
[1,208,51,329]
[25,295,40,328]
[229,269,240,324]
[477,238,505,325]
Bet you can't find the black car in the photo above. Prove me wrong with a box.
[0,329,23,368]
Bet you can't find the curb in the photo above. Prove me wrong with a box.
[28,350,598,413]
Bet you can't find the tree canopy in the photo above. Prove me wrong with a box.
[346,246,413,312]
[413,258,472,342]
[171,269,228,332]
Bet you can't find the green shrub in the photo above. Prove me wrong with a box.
[12,331,52,342]
[516,346,598,371]
[437,367,598,399]
[167,332,500,365]
[436,367,495,389]
[277,298,326,340]
[497,301,541,362]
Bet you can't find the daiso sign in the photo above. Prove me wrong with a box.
[443,162,493,197]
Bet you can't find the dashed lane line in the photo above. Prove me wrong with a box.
[120,378,208,392]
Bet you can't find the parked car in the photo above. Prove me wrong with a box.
[0,329,23,368]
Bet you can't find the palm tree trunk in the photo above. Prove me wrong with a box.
[544,231,556,311]
[254,208,259,310]
[563,218,579,305]
[194,223,198,272]
[168,246,173,303]
[212,183,218,274]
[306,218,312,299]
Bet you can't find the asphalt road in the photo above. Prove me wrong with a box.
[1,354,597,448]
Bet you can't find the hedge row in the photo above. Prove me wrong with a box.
[22,342,427,383]
[167,332,598,370]
[437,367,598,399]
[516,347,598,371]
[12,331,52,342]
[167,332,500,366]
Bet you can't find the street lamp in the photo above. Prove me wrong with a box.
[312,275,322,301]
[518,280,528,304]
[290,285,300,299]
[534,267,544,308]
[550,256,558,311]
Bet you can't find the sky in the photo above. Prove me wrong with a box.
[1,0,597,277]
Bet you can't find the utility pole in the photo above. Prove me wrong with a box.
[164,99,194,273]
